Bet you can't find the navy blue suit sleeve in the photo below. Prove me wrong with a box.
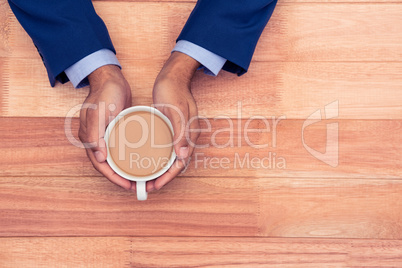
[177,0,277,76]
[8,0,115,86]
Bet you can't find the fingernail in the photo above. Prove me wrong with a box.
[94,151,105,163]
[178,146,189,159]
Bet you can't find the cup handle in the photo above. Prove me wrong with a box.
[136,181,148,201]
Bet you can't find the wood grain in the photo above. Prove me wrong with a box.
[259,178,402,238]
[0,237,131,268]
[130,237,402,267]
[2,3,401,119]
[0,176,260,237]
[0,117,400,178]
[2,59,402,119]
[1,0,402,264]
[0,177,402,238]
[2,3,402,62]
[1,237,401,267]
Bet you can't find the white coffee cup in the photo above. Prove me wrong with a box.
[104,106,176,201]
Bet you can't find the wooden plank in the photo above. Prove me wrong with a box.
[0,177,401,238]
[1,237,401,268]
[0,177,260,237]
[191,119,402,179]
[256,3,402,62]
[0,237,131,268]
[130,238,402,267]
[259,178,402,238]
[0,117,400,178]
[2,58,402,119]
[0,117,92,177]
[2,3,402,62]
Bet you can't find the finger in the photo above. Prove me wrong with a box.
[154,158,186,190]
[187,114,200,157]
[85,104,108,162]
[88,147,157,193]
[146,180,155,192]
[86,148,134,190]
[165,105,190,160]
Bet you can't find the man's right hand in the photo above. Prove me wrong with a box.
[78,65,145,191]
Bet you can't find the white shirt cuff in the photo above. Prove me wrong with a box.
[172,40,226,76]
[65,49,121,88]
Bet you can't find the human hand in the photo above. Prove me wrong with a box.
[78,65,146,191]
[151,52,201,191]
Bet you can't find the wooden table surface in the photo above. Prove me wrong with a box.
[1,0,402,266]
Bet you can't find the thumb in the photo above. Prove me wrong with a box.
[174,122,189,160]
[176,142,189,160]
[86,104,108,163]
[166,107,189,160]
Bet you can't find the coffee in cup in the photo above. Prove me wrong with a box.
[105,106,176,200]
